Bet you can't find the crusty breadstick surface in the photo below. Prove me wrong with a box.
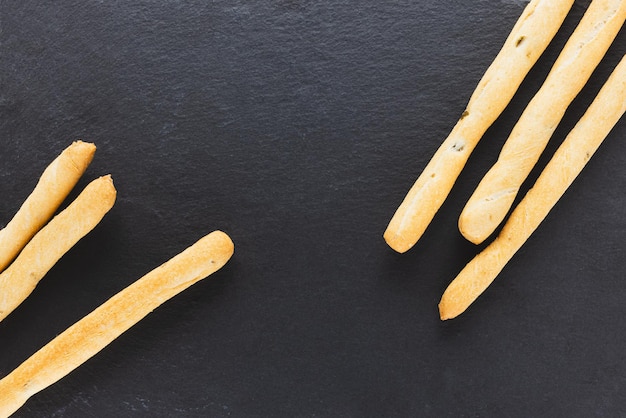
[0,230,234,417]
[0,175,116,323]
[0,141,96,273]
[439,55,626,320]
[458,0,626,245]
[384,0,574,253]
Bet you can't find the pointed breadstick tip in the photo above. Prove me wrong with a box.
[438,297,459,321]
[383,230,412,254]
[66,140,97,172]
[88,174,117,206]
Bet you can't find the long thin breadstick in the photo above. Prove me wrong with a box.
[0,141,96,273]
[0,230,234,417]
[439,55,626,320]
[0,175,116,322]
[384,0,574,253]
[459,0,626,245]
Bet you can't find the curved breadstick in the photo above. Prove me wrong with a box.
[0,230,234,417]
[459,0,626,244]
[0,141,96,273]
[384,0,574,253]
[0,175,116,322]
[439,55,626,320]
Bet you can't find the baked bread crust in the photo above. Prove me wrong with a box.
[0,141,96,272]
[0,175,117,322]
[384,0,575,253]
[0,230,234,417]
[459,0,626,244]
[440,55,626,320]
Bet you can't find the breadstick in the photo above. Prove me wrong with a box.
[439,55,626,320]
[0,175,116,322]
[0,230,234,417]
[383,0,574,253]
[0,141,96,273]
[459,0,626,245]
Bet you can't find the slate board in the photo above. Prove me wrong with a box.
[0,0,625,416]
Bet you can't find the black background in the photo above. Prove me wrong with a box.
[1,0,625,416]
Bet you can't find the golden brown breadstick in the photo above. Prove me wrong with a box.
[0,175,116,322]
[0,141,96,273]
[439,55,626,320]
[459,0,626,244]
[0,230,234,417]
[384,0,574,253]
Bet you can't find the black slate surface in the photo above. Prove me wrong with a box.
[0,1,625,416]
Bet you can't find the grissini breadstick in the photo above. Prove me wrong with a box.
[0,141,96,273]
[0,175,116,322]
[383,0,574,253]
[0,230,234,417]
[439,54,626,320]
[458,0,626,245]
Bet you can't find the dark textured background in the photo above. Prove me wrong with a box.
[0,0,624,416]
